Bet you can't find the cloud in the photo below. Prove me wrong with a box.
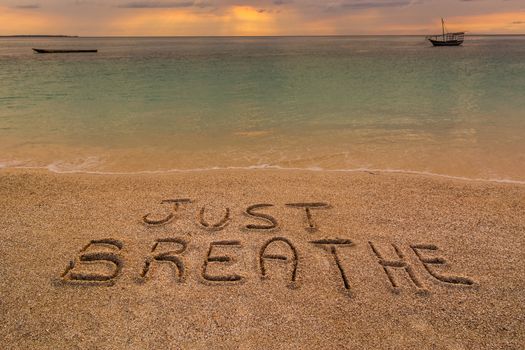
[341,1,413,10]
[14,4,40,9]
[118,1,211,8]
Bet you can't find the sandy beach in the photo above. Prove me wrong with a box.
[0,168,523,349]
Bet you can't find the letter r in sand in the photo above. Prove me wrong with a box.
[140,238,187,282]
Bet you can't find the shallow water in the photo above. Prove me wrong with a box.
[1,36,524,181]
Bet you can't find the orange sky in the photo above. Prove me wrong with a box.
[1,1,524,36]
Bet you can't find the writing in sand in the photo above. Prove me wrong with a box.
[57,199,476,295]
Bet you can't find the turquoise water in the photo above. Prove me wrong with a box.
[1,36,524,181]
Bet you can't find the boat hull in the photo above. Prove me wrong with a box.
[32,48,98,54]
[428,39,463,47]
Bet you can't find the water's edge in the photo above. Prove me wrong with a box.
[1,163,524,185]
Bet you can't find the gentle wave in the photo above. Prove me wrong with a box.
[1,160,524,185]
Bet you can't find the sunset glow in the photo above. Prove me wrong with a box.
[0,0,524,36]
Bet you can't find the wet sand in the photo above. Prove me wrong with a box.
[0,169,524,349]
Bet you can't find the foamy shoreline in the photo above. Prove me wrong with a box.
[1,163,525,185]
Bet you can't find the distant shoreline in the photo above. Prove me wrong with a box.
[0,35,79,38]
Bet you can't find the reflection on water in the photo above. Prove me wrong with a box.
[0,36,524,180]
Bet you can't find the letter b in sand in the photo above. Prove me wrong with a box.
[60,239,124,286]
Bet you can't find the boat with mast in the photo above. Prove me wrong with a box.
[427,18,464,46]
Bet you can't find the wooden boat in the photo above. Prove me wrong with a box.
[427,19,464,46]
[32,48,98,54]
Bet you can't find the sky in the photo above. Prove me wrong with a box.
[1,0,524,36]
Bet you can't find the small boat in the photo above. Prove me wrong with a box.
[427,18,464,46]
[32,48,98,54]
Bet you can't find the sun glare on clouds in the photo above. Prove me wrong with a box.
[106,5,281,36]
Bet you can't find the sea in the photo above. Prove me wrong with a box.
[1,36,524,182]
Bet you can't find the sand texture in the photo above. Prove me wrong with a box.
[0,169,524,349]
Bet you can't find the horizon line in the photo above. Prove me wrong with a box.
[2,33,525,38]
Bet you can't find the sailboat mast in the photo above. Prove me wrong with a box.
[442,18,445,40]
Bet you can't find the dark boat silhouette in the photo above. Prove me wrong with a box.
[427,19,464,46]
[32,48,98,54]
